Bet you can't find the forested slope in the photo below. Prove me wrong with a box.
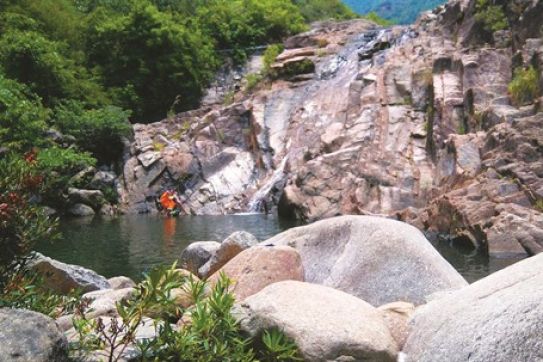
[0,0,354,211]
[343,0,446,24]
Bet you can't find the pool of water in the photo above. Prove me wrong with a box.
[36,214,521,283]
[37,214,301,281]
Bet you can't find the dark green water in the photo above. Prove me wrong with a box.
[37,214,300,281]
[36,215,520,283]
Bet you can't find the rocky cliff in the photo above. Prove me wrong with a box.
[118,0,543,259]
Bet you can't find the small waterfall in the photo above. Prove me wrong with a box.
[247,156,289,213]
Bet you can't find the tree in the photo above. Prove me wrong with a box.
[86,2,218,121]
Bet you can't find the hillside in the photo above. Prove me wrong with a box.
[120,0,543,260]
[343,0,446,24]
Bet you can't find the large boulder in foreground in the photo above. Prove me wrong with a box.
[403,254,543,362]
[179,241,220,275]
[263,215,467,306]
[199,231,259,279]
[232,281,397,362]
[29,253,110,294]
[208,245,303,300]
[0,308,68,362]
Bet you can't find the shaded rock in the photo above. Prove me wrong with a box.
[82,288,135,318]
[198,231,259,279]
[403,254,543,362]
[232,281,398,362]
[68,203,95,217]
[208,245,303,301]
[377,301,415,350]
[263,215,467,306]
[67,188,105,210]
[29,253,110,294]
[108,276,136,290]
[89,171,116,189]
[0,308,68,362]
[179,241,220,275]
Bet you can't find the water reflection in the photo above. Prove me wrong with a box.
[37,214,301,281]
[427,233,521,283]
[36,215,522,283]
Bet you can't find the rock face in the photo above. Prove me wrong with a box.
[264,215,467,306]
[403,253,543,362]
[29,253,110,293]
[199,231,259,279]
[232,280,398,362]
[0,308,69,362]
[117,1,543,257]
[208,245,304,300]
[179,241,220,275]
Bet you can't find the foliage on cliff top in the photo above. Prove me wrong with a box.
[0,0,354,126]
[342,0,446,24]
[474,0,508,33]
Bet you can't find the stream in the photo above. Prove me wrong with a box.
[36,214,520,283]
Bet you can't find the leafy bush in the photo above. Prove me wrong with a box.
[508,66,540,106]
[36,146,96,207]
[70,264,301,361]
[0,269,81,317]
[0,153,58,287]
[54,101,131,163]
[263,44,284,72]
[474,0,508,33]
[245,73,264,93]
[0,75,49,152]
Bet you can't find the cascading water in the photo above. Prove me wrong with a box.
[247,156,289,213]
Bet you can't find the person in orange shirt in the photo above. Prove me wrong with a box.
[159,189,181,216]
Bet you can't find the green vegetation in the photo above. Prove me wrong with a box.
[363,11,394,26]
[343,0,445,24]
[294,0,355,22]
[0,153,58,287]
[71,267,302,360]
[0,158,302,359]
[508,66,540,106]
[0,270,81,318]
[245,73,265,93]
[474,0,508,33]
[0,0,353,211]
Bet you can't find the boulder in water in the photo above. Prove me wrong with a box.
[198,231,259,279]
[68,203,95,217]
[179,241,220,275]
[403,253,543,362]
[263,215,467,306]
